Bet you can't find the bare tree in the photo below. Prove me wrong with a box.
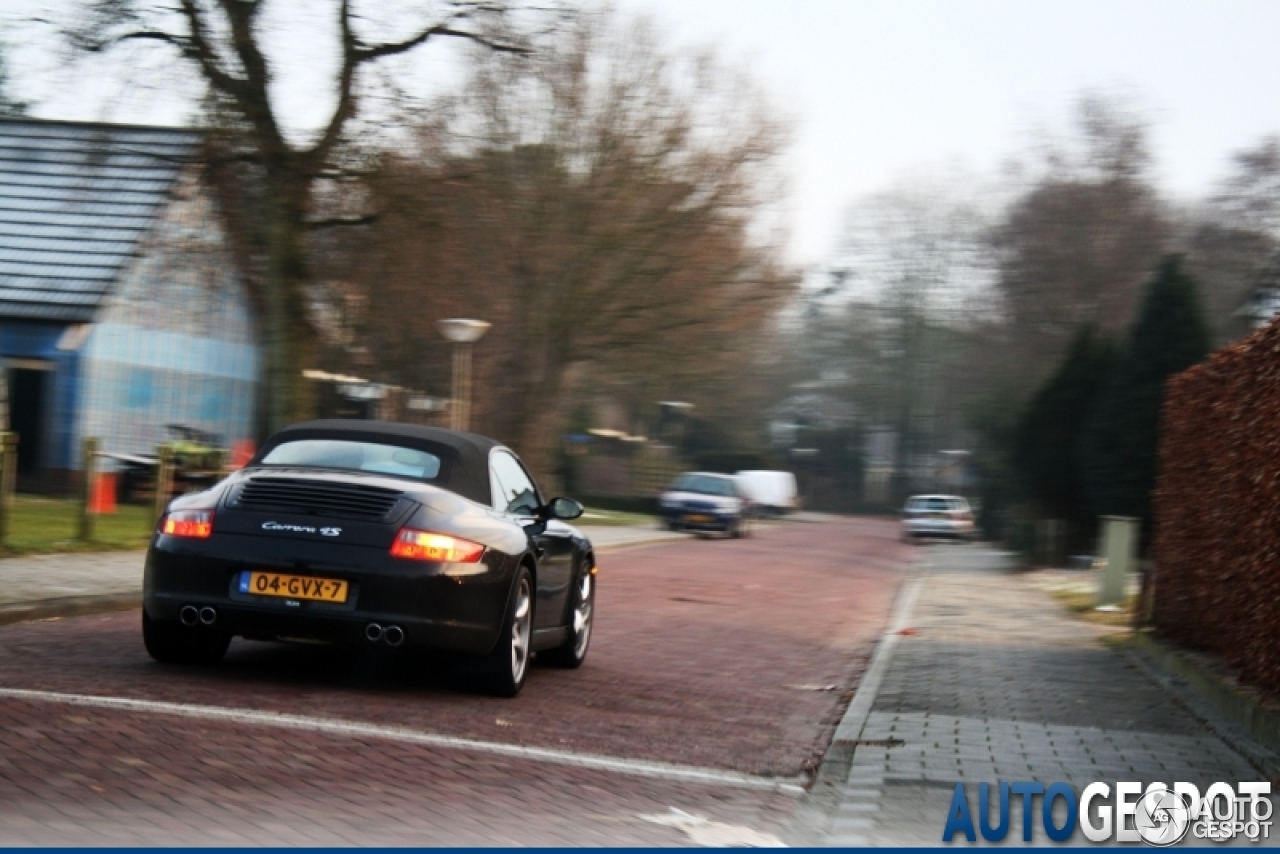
[0,40,27,116]
[992,95,1169,383]
[1180,136,1280,343]
[830,179,994,499]
[1214,137,1280,239]
[350,11,795,476]
[64,1,529,433]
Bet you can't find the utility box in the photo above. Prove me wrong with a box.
[1098,515,1139,607]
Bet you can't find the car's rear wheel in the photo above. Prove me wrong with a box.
[476,567,533,696]
[543,569,594,669]
[142,610,230,665]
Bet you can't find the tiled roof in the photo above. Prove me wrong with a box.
[0,118,198,322]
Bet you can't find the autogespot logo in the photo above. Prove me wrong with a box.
[1134,788,1192,846]
[942,781,1273,845]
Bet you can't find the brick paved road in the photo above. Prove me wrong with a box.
[0,525,683,619]
[0,518,909,845]
[821,545,1276,847]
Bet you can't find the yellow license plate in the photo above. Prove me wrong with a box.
[243,571,349,603]
[687,514,713,523]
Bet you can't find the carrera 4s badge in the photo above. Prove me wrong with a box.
[261,521,342,537]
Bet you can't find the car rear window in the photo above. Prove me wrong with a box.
[261,439,443,481]
[907,497,969,512]
[672,474,736,496]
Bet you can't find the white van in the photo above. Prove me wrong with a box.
[734,470,799,516]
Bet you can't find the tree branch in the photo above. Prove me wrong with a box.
[205,0,284,153]
[307,213,379,230]
[173,0,249,103]
[304,4,526,173]
[356,24,527,63]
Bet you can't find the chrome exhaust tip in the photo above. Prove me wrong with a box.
[198,606,217,626]
[365,623,383,642]
[383,625,405,647]
[179,605,199,627]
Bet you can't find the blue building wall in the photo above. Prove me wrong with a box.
[75,168,260,468]
[0,319,81,470]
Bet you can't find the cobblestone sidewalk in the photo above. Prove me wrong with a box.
[0,551,144,610]
[819,546,1276,847]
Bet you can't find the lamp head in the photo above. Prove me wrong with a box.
[436,318,491,344]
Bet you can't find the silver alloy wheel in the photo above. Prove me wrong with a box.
[571,574,593,658]
[510,576,532,683]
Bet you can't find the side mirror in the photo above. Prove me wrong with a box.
[545,497,584,521]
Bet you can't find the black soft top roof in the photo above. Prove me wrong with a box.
[252,419,503,505]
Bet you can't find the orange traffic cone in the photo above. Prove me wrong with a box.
[229,439,256,470]
[89,472,117,514]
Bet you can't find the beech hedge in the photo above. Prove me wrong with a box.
[1154,315,1280,694]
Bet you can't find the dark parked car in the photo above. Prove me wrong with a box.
[143,420,596,696]
[658,471,751,537]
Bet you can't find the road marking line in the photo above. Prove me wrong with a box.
[641,808,788,847]
[0,686,806,794]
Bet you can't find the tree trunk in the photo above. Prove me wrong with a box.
[261,172,315,434]
[510,365,576,490]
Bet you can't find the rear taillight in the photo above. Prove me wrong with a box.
[390,528,485,563]
[160,509,214,539]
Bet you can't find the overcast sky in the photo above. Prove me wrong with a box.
[8,1,1279,267]
[617,0,1280,264]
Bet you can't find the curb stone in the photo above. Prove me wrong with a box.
[783,556,925,844]
[1126,631,1280,779]
[0,594,140,627]
[0,531,689,628]
[592,533,690,553]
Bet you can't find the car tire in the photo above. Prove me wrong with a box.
[142,610,230,665]
[476,567,534,697]
[542,567,594,669]
[731,516,749,538]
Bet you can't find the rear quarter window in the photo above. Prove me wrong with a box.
[261,439,443,481]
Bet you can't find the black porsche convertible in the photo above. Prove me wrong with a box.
[142,420,596,696]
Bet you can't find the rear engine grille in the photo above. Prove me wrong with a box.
[233,477,403,520]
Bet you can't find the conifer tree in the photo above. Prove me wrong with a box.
[1015,327,1116,535]
[1082,256,1210,525]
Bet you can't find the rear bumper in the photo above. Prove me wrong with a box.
[143,532,515,655]
[903,521,974,539]
[662,510,736,531]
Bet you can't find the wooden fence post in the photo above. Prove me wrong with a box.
[153,445,175,526]
[78,437,98,542]
[0,432,16,545]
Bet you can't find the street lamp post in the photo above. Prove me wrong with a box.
[436,318,491,432]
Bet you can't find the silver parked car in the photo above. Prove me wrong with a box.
[901,494,976,543]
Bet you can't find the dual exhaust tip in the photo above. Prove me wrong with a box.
[365,623,405,647]
[180,606,404,647]
[179,605,217,627]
